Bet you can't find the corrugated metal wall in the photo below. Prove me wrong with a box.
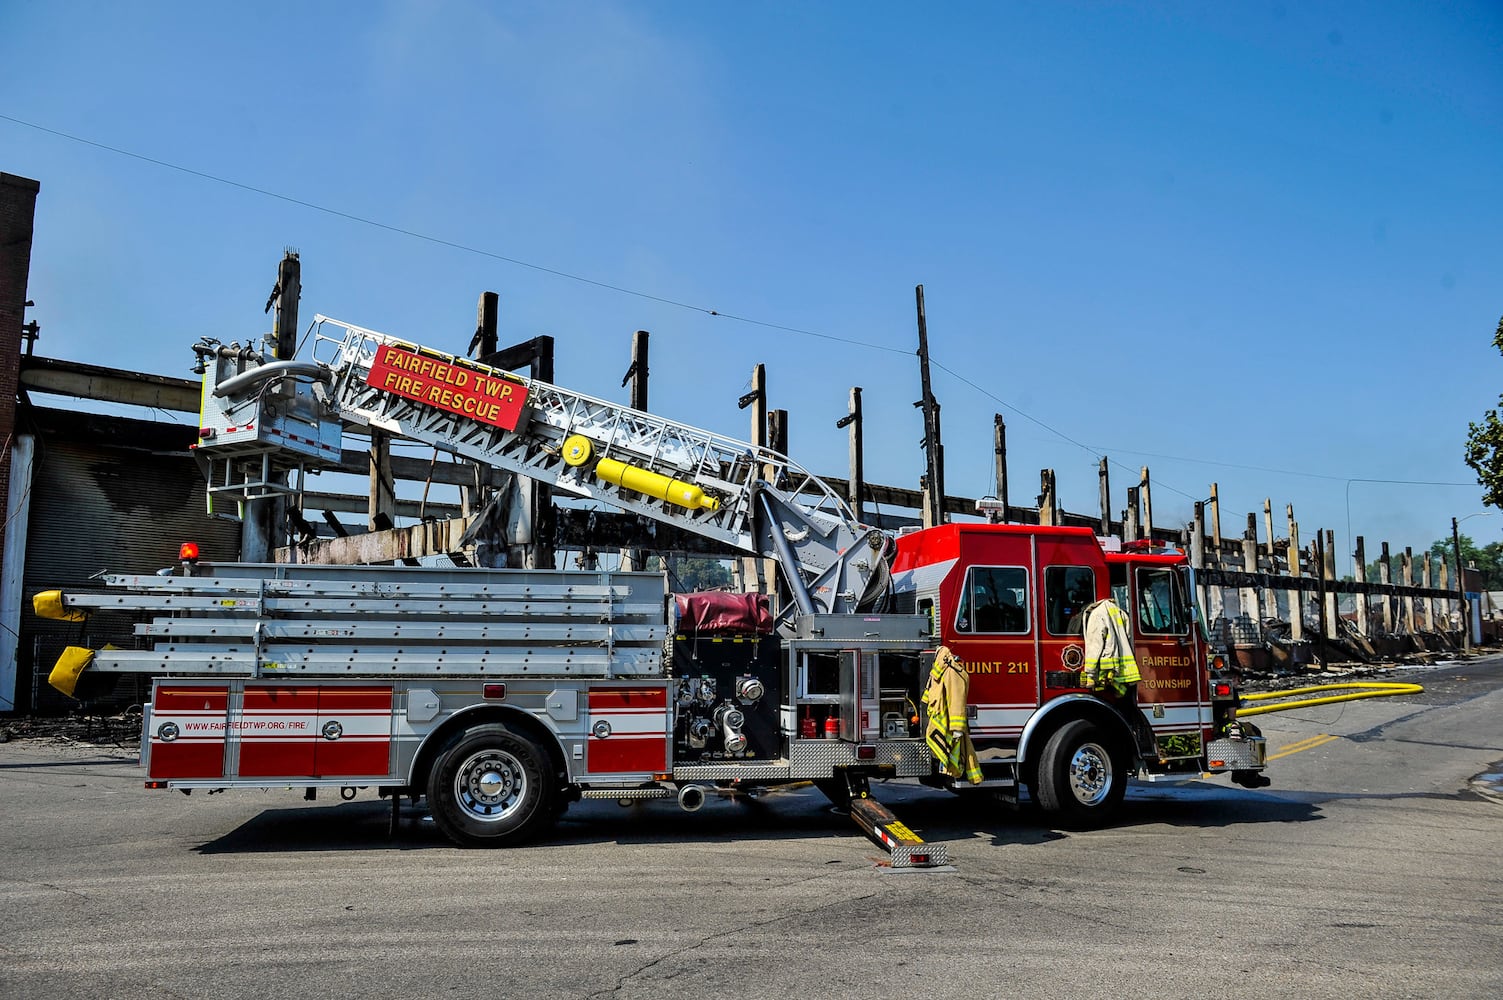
[20,407,243,714]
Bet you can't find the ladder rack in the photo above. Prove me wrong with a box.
[73,564,668,679]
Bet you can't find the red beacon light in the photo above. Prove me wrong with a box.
[179,542,201,564]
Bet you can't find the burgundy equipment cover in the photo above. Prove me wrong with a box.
[673,592,773,635]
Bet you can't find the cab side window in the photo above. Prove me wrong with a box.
[1109,563,1129,612]
[1045,566,1095,636]
[955,566,1028,634]
[1136,567,1188,635]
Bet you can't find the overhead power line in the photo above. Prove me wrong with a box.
[3,113,1471,501]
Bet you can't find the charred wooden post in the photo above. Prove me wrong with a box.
[1262,498,1274,570]
[767,408,791,609]
[461,292,501,521]
[368,429,396,531]
[1439,558,1453,638]
[1038,469,1058,527]
[1099,457,1111,535]
[1322,529,1339,640]
[620,330,650,571]
[473,291,499,360]
[994,414,1009,522]
[1380,542,1395,634]
[1421,553,1435,632]
[1401,548,1416,634]
[626,330,649,411]
[1210,483,1223,557]
[837,388,864,523]
[244,250,304,560]
[1140,467,1153,540]
[1242,514,1260,624]
[1123,486,1139,542]
[1287,506,1304,642]
[1354,536,1370,637]
[271,251,301,361]
[768,409,789,460]
[737,365,768,597]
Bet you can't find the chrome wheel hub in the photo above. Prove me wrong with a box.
[455,749,526,822]
[1067,742,1113,806]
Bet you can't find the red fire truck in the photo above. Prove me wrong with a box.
[40,316,1266,866]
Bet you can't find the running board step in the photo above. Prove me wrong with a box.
[579,786,672,800]
[849,796,950,869]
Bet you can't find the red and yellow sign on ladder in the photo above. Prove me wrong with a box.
[366,344,530,431]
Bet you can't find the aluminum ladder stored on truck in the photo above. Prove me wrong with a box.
[47,563,668,680]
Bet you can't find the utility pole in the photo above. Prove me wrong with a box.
[836,388,864,523]
[914,285,944,528]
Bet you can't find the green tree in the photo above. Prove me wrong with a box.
[1463,316,1503,507]
[651,556,733,592]
[1363,534,1503,592]
[677,557,734,591]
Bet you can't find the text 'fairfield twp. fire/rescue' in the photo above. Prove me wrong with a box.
[365,345,530,431]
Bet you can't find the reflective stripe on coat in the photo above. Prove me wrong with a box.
[1081,599,1141,695]
[923,646,983,784]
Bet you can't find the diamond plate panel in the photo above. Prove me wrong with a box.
[672,760,793,782]
[1206,736,1266,770]
[789,739,930,779]
[892,843,951,868]
[579,786,672,800]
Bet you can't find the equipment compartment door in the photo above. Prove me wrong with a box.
[314,685,394,777]
[236,684,395,779]
[238,686,320,777]
[586,685,669,776]
[147,684,230,780]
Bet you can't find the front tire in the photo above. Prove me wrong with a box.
[1033,719,1127,825]
[427,723,557,847]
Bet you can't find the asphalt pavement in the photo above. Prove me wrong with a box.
[1,656,1500,1000]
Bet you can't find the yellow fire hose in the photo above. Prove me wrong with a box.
[1237,681,1424,717]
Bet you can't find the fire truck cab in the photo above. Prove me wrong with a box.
[891,522,1261,821]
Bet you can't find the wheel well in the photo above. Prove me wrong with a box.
[409,707,569,795]
[1019,698,1133,769]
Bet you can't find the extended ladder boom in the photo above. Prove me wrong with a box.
[197,317,890,615]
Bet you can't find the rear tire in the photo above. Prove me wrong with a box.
[427,723,557,847]
[1034,719,1126,825]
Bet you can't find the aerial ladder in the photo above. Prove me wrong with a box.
[193,316,892,622]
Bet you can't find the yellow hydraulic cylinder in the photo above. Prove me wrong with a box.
[594,457,720,512]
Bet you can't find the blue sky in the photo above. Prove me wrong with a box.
[4,1,1502,571]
